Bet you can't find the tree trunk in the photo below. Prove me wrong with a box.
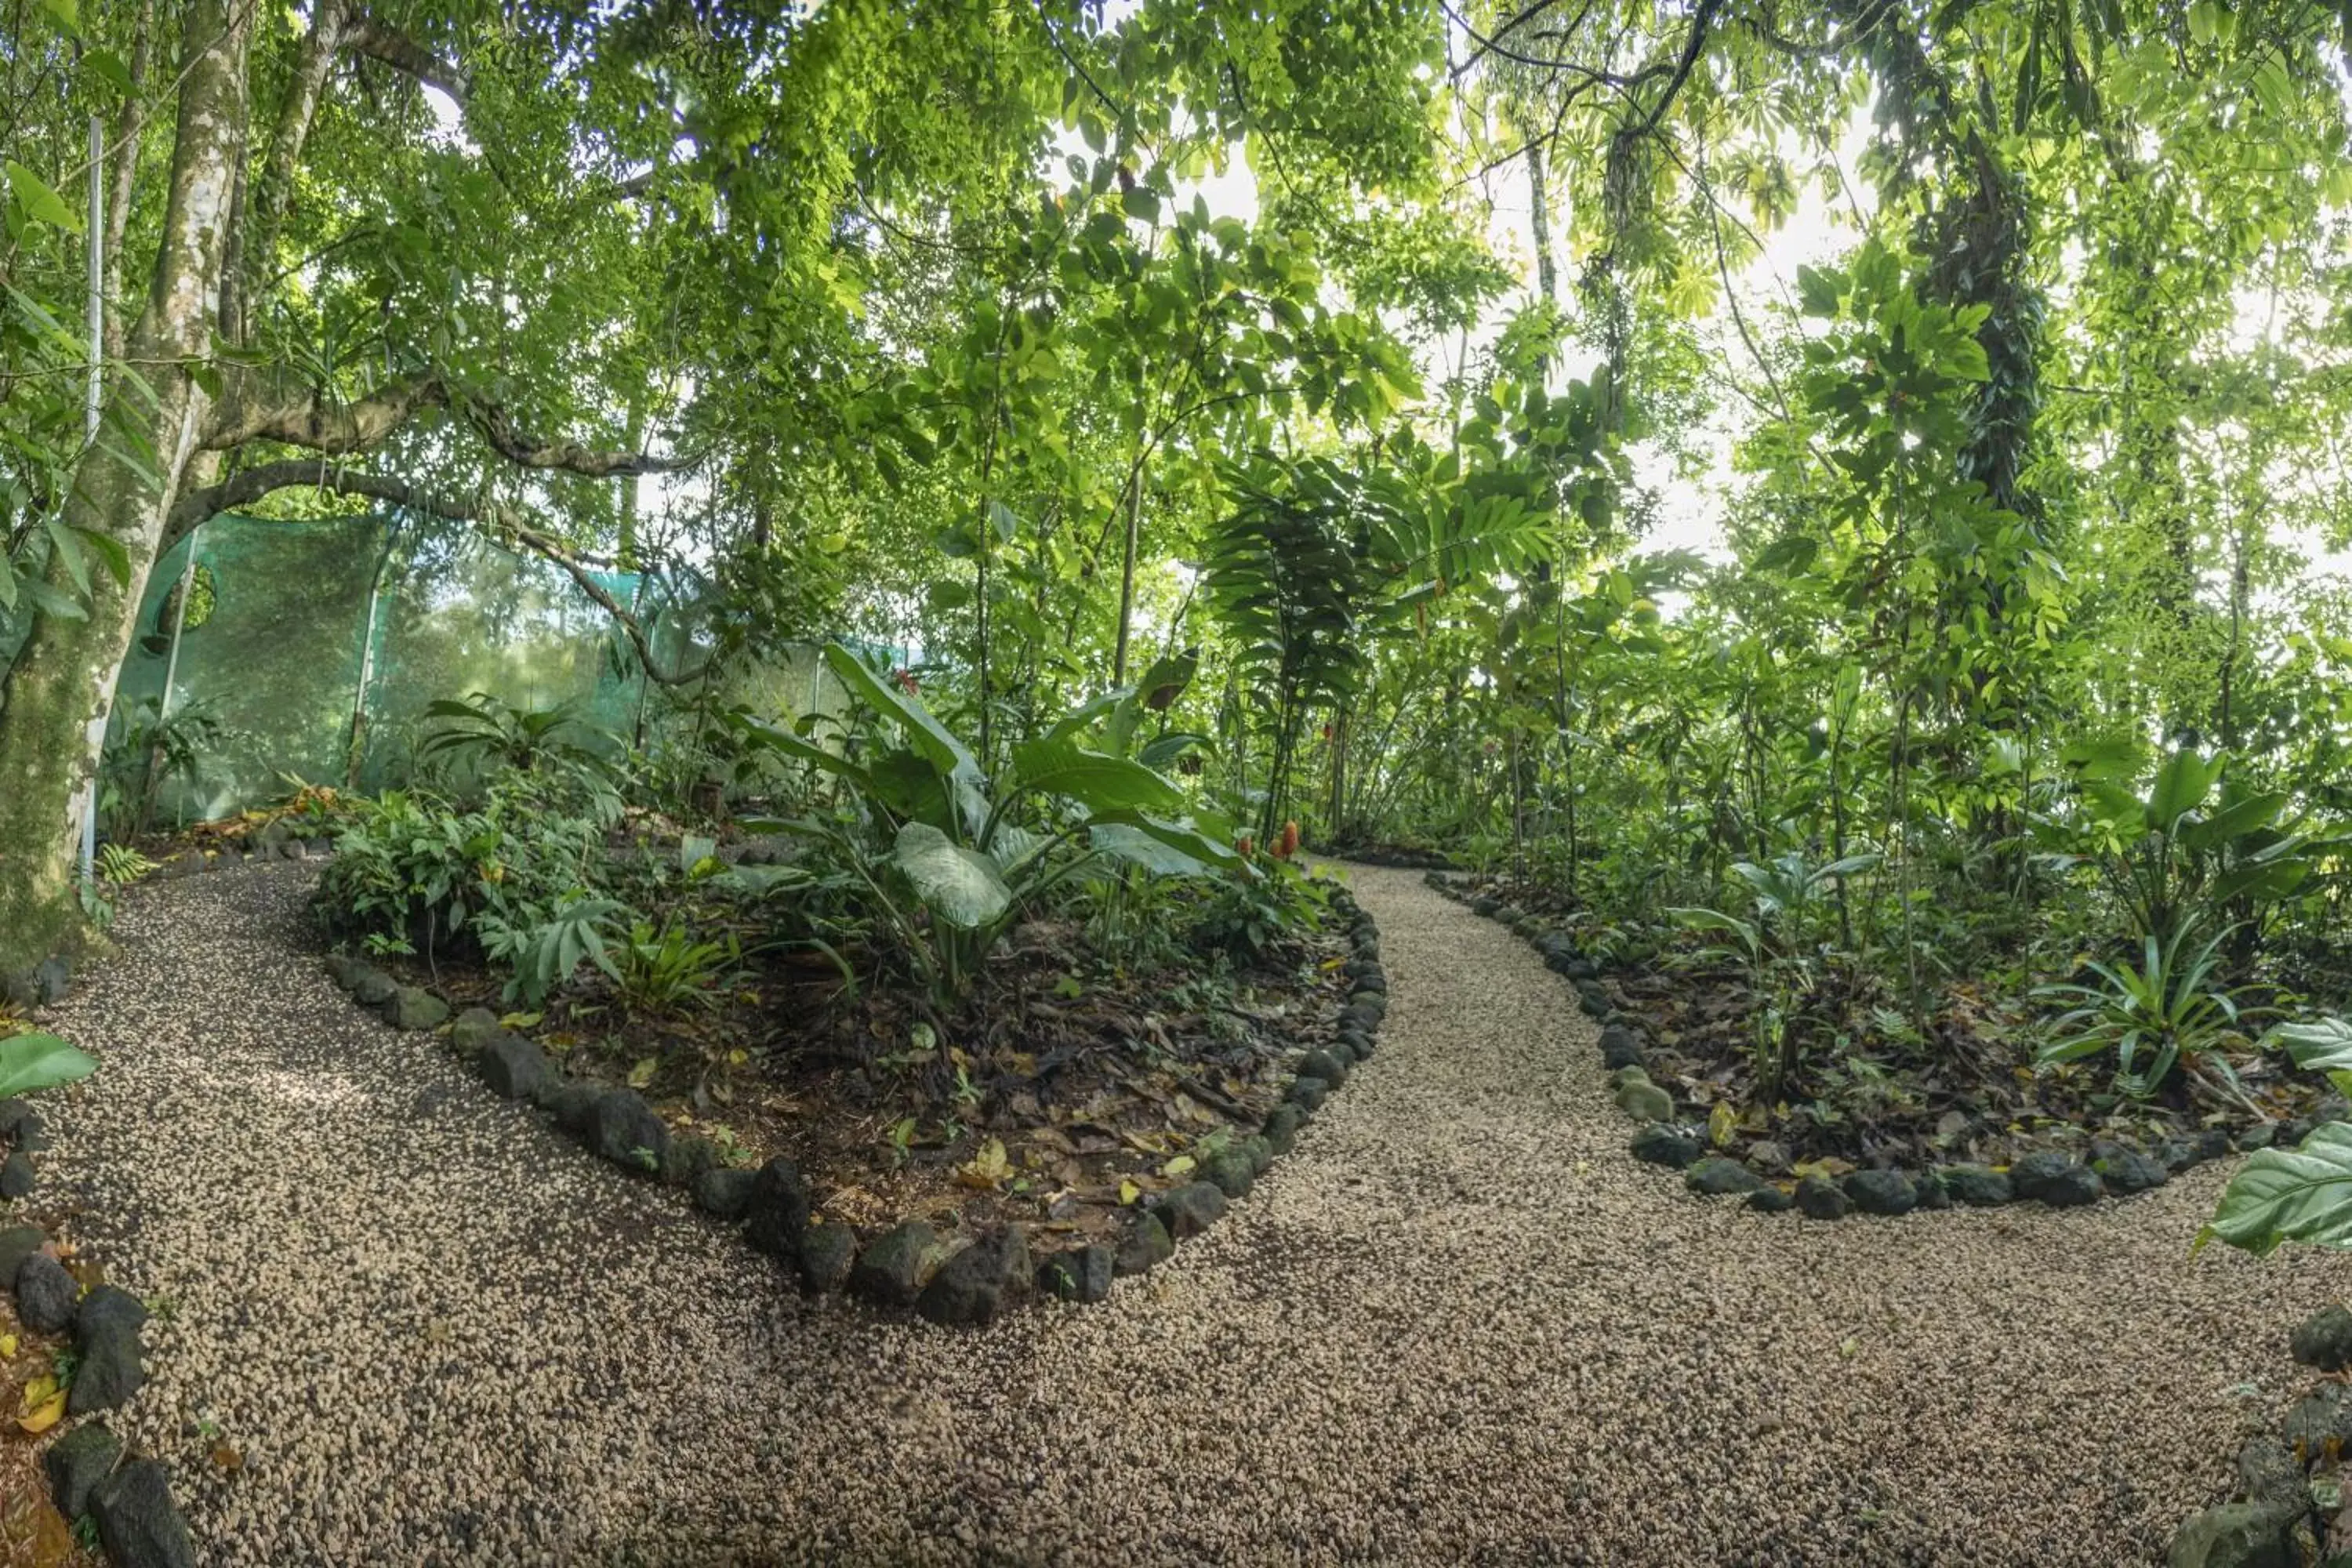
[1112,456,1143,685]
[0,0,253,978]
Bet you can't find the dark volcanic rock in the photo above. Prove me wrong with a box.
[1941,1164,2013,1207]
[91,1458,196,1568]
[15,1250,75,1333]
[796,1222,858,1294]
[1114,1212,1174,1276]
[1630,1124,1702,1169]
[2011,1151,2101,1207]
[848,1221,948,1308]
[45,1420,120,1516]
[585,1089,670,1174]
[1039,1244,1116,1304]
[1795,1174,1853,1221]
[693,1166,757,1222]
[1843,1169,1918,1216]
[742,1159,813,1257]
[916,1229,1031,1326]
[2293,1305,2352,1372]
[1686,1156,1766,1196]
[477,1032,552,1102]
[1154,1181,1228,1241]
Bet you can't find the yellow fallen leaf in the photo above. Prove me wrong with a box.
[1163,1154,1196,1179]
[16,1390,63,1434]
[20,1374,55,1410]
[0,1333,16,1358]
[627,1056,659,1089]
[953,1138,1011,1190]
[1118,1179,1141,1206]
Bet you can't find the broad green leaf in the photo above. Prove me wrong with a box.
[1009,739,1184,814]
[2201,1120,2352,1255]
[1086,809,1250,876]
[2147,750,2221,833]
[893,822,1011,927]
[825,644,982,804]
[0,1032,98,1098]
[4,162,79,233]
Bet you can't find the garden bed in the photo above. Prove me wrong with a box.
[1432,871,2346,1217]
[319,849,1389,1320]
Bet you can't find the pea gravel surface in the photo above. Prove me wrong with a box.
[24,858,2352,1566]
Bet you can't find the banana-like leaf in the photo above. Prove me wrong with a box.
[0,1032,99,1098]
[1045,688,1127,742]
[1091,823,1217,877]
[2179,790,2287,850]
[2147,749,2223,833]
[1138,731,1213,769]
[824,644,982,796]
[2201,1120,2352,1254]
[734,715,866,787]
[1009,739,1185,815]
[2266,1016,2352,1101]
[894,822,1011,928]
[1086,809,1250,876]
[871,747,956,832]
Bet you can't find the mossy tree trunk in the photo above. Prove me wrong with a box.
[0,0,253,978]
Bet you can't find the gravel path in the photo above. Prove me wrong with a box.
[24,858,2352,1566]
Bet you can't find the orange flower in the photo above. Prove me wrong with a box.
[1275,820,1300,858]
[1236,835,1255,858]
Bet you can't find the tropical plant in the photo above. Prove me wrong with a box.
[2033,920,2252,1102]
[2201,1020,2352,1253]
[418,695,618,791]
[607,920,743,1014]
[1669,851,1879,1098]
[2071,748,2309,952]
[739,643,1248,1011]
[96,844,158,885]
[0,1030,100,1098]
[98,698,220,841]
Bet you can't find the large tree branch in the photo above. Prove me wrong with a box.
[346,13,472,107]
[164,461,701,684]
[463,400,690,477]
[203,367,448,453]
[203,368,692,478]
[240,0,352,343]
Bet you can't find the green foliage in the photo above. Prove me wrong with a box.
[2034,922,2249,1099]
[742,642,1246,1009]
[419,695,617,793]
[314,773,619,997]
[0,1030,99,1098]
[607,920,742,1015]
[2202,1121,2352,1256]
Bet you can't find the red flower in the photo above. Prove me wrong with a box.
[891,668,920,695]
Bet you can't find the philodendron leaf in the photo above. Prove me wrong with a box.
[2200,1120,2352,1255]
[1009,739,1185,815]
[893,822,1011,928]
[2265,1017,2352,1102]
[0,1032,98,1098]
[1086,810,1250,876]
[824,644,982,797]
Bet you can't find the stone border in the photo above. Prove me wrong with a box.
[1421,871,2287,1220]
[2166,1303,2352,1564]
[320,887,1388,1324]
[1318,844,1460,871]
[0,1097,197,1566]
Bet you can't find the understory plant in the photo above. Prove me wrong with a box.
[1669,850,1878,1098]
[740,643,1251,1013]
[2034,918,2253,1103]
[2204,1020,2352,1253]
